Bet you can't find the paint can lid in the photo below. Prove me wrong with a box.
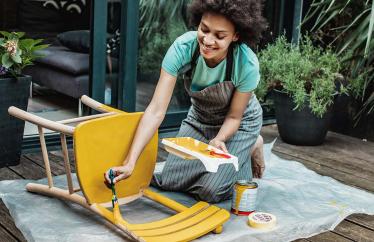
[247,212,277,229]
[236,180,258,188]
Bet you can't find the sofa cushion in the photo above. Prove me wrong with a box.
[24,64,89,98]
[57,30,90,53]
[34,46,118,75]
[35,46,89,75]
[23,64,118,99]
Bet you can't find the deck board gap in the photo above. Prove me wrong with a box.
[22,155,47,171]
[6,167,27,180]
[330,231,356,241]
[0,223,24,242]
[344,218,374,232]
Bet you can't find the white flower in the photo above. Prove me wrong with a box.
[4,39,18,56]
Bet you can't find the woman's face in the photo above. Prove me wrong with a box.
[197,12,239,66]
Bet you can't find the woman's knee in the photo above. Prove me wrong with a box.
[198,184,232,203]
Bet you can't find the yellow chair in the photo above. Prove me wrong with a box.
[8,95,230,242]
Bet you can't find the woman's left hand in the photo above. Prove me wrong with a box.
[209,138,228,153]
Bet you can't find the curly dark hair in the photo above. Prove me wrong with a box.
[188,0,268,47]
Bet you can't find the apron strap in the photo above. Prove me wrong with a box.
[225,45,233,81]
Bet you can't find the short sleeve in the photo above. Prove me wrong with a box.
[161,31,197,77]
[234,45,260,92]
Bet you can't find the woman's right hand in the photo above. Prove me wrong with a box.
[104,163,135,185]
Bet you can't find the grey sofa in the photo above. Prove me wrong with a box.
[24,45,118,100]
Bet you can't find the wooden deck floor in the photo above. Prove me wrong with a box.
[0,125,373,241]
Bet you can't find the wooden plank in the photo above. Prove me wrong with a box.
[8,156,47,180]
[49,150,76,172]
[333,220,374,241]
[0,200,27,242]
[304,232,344,242]
[346,214,374,231]
[273,139,374,183]
[276,137,374,175]
[50,149,75,162]
[305,231,353,242]
[260,125,374,173]
[0,167,26,241]
[328,131,374,151]
[273,143,374,185]
[23,153,67,176]
[0,225,18,242]
[0,167,22,181]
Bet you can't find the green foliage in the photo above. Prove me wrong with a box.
[303,0,374,120]
[139,0,191,43]
[138,20,187,75]
[0,31,48,77]
[138,0,190,75]
[256,36,344,117]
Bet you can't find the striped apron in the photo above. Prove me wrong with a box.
[154,54,263,203]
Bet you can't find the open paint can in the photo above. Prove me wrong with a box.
[231,180,258,215]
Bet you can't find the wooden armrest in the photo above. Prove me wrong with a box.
[8,106,74,135]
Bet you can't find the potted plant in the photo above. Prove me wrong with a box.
[0,31,48,167]
[256,36,346,145]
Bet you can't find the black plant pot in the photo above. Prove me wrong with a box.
[273,90,332,146]
[0,75,31,167]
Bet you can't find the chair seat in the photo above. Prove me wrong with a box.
[95,201,230,241]
[130,201,230,241]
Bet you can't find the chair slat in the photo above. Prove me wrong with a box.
[128,201,209,231]
[140,209,230,242]
[134,205,221,237]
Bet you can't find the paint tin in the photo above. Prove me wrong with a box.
[231,180,258,215]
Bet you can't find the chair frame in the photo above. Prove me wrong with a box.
[8,95,229,242]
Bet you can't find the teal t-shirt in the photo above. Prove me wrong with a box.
[161,31,260,92]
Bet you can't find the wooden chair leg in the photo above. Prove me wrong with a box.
[60,133,74,194]
[38,126,54,188]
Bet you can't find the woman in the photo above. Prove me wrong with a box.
[106,0,267,203]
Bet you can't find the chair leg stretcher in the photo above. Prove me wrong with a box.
[9,95,230,242]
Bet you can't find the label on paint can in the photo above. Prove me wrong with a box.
[231,180,258,215]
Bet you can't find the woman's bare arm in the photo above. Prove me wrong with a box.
[209,91,252,152]
[126,69,177,167]
[105,69,177,183]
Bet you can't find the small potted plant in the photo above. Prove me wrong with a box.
[256,36,346,145]
[0,31,48,167]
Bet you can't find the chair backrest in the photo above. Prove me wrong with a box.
[73,112,158,205]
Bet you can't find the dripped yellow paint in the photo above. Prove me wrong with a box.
[233,184,247,215]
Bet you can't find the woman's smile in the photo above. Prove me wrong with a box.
[201,43,218,55]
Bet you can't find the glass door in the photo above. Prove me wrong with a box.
[90,0,191,132]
